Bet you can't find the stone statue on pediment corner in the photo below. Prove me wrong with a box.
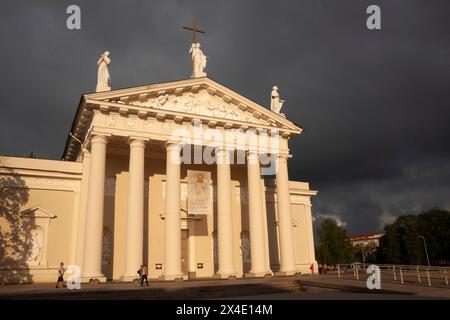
[270,85,285,114]
[96,51,111,92]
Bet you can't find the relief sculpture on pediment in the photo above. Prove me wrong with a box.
[131,91,269,125]
[183,93,196,113]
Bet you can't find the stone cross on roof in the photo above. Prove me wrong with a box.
[182,19,205,43]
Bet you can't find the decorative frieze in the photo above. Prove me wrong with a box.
[125,118,137,130]
[106,115,117,127]
[0,175,81,192]
[144,120,156,131]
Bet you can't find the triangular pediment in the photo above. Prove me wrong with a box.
[83,77,302,131]
[20,207,57,219]
[64,77,303,161]
[126,89,268,126]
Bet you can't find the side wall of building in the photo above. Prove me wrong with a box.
[0,157,82,284]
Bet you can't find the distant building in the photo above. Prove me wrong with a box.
[349,233,384,247]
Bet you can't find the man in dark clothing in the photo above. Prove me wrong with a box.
[55,262,66,288]
[140,264,148,286]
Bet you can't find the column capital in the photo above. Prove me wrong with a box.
[90,134,109,145]
[129,138,146,149]
[275,153,292,161]
[165,141,184,151]
[246,150,262,165]
[246,149,262,156]
[216,145,235,152]
[130,135,149,141]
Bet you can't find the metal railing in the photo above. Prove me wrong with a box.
[335,263,449,288]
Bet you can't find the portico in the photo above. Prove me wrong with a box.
[61,76,316,283]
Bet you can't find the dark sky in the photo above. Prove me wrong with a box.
[1,0,449,234]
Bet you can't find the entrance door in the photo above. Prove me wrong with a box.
[181,229,189,275]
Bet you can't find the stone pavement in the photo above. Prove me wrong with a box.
[0,276,303,300]
[0,274,448,300]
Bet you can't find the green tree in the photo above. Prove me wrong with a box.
[376,208,450,265]
[417,208,450,265]
[377,224,401,263]
[316,218,353,265]
[377,215,423,264]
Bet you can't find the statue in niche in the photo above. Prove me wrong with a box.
[26,228,43,264]
[270,85,285,114]
[96,51,111,92]
[189,42,208,78]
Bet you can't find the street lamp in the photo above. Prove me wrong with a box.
[418,235,430,267]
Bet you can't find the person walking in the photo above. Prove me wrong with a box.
[140,264,148,286]
[55,262,65,288]
[137,265,143,285]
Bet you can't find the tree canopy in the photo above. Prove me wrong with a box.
[315,218,353,265]
[376,208,450,265]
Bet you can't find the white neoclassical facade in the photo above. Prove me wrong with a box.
[0,56,317,284]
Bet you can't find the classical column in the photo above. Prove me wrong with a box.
[246,151,271,277]
[81,135,108,282]
[275,154,297,275]
[215,147,237,278]
[122,139,146,281]
[161,142,184,280]
[75,149,90,268]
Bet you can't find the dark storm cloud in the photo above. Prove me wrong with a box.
[1,0,449,234]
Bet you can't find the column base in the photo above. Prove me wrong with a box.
[159,273,186,281]
[80,274,107,284]
[213,272,237,279]
[275,270,300,277]
[245,271,273,278]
